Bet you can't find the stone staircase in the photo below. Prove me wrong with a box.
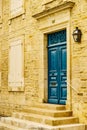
[0,103,86,130]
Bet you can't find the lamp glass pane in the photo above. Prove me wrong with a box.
[74,34,78,42]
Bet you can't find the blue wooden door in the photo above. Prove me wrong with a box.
[48,30,67,104]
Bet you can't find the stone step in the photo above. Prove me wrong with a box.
[12,112,79,126]
[20,107,72,117]
[0,117,50,129]
[0,122,29,130]
[54,124,86,130]
[0,118,85,130]
[31,103,66,110]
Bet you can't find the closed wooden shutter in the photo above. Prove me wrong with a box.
[10,0,23,15]
[9,43,15,87]
[8,39,24,87]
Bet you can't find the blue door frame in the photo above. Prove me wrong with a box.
[48,30,67,105]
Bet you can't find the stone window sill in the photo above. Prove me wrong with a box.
[9,9,25,20]
[42,0,54,5]
[8,85,24,92]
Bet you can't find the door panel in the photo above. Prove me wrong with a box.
[59,46,67,104]
[48,47,59,103]
[48,30,67,104]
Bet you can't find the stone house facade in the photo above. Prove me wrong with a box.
[0,0,87,125]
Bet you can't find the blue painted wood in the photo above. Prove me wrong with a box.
[48,30,66,45]
[48,30,67,104]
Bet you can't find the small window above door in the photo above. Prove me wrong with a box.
[48,30,66,46]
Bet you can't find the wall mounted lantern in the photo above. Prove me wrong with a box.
[72,27,82,43]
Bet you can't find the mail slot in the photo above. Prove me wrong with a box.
[50,82,58,87]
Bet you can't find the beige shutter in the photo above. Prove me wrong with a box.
[15,40,23,86]
[8,39,24,87]
[8,43,16,87]
[0,41,1,87]
[10,0,23,15]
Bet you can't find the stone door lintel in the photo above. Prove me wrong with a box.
[32,1,75,20]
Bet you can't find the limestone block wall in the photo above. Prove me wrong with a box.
[69,0,87,124]
[0,0,87,124]
[0,0,43,116]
